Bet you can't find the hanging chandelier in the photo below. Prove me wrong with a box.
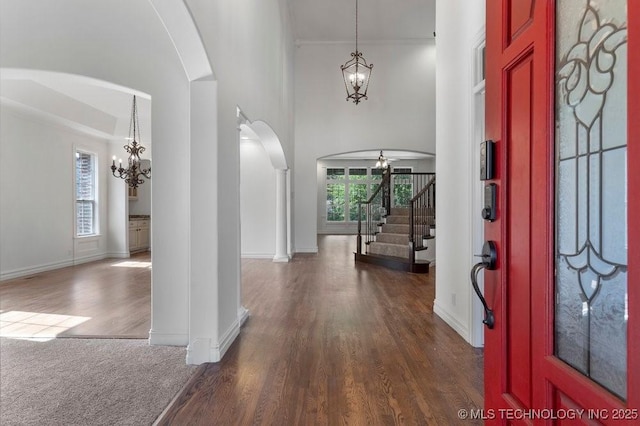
[340,0,372,104]
[375,150,388,169]
[111,95,151,188]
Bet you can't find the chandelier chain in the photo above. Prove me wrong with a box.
[355,0,358,53]
[128,95,141,142]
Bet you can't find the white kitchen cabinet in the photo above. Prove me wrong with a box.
[129,219,150,252]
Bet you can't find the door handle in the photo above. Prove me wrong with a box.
[471,241,497,329]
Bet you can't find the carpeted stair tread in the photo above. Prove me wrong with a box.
[382,223,431,234]
[376,233,409,245]
[382,223,409,233]
[368,241,409,259]
[385,215,435,225]
[390,207,410,216]
[385,215,410,224]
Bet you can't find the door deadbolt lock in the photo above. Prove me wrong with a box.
[482,183,497,222]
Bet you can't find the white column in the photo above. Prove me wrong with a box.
[186,80,219,364]
[273,168,289,262]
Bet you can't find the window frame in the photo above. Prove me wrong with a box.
[391,167,414,208]
[74,148,99,237]
[325,166,385,224]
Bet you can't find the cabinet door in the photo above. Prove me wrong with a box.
[138,227,150,250]
[129,227,138,250]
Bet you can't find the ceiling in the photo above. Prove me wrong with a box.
[1,1,435,152]
[286,0,435,42]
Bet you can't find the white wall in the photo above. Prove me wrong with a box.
[294,42,436,252]
[0,0,192,345]
[434,0,486,345]
[0,106,109,279]
[240,140,277,258]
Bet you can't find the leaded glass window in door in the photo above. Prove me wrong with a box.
[554,0,628,399]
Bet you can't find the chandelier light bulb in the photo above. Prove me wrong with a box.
[349,72,366,89]
[376,151,388,169]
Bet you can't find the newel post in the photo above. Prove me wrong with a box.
[357,203,362,255]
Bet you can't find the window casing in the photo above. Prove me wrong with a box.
[76,151,98,236]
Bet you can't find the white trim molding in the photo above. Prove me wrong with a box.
[238,306,250,327]
[433,299,470,343]
[148,330,189,346]
[295,246,318,254]
[1,259,74,281]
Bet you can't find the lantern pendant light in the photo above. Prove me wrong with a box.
[340,0,373,104]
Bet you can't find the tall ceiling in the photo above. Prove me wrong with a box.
[1,1,435,149]
[287,0,435,42]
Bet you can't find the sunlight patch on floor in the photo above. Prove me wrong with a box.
[111,260,152,269]
[0,311,91,342]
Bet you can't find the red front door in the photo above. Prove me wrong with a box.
[484,0,639,424]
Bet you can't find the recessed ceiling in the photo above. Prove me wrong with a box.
[287,0,435,43]
[1,71,151,143]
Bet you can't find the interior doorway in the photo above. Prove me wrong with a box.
[0,70,152,339]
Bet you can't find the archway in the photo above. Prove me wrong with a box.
[239,116,290,262]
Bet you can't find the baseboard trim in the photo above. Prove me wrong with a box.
[106,252,130,259]
[149,330,189,346]
[186,314,244,365]
[73,253,107,266]
[295,246,318,254]
[212,319,240,362]
[241,253,274,259]
[238,306,250,327]
[1,258,73,281]
[433,299,470,343]
[186,337,211,365]
[0,252,126,281]
[272,254,290,263]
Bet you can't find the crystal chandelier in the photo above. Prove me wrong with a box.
[340,0,372,104]
[111,95,151,188]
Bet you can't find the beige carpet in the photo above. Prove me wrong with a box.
[0,338,195,426]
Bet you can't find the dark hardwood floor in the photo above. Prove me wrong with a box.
[0,252,151,338]
[159,235,484,425]
[0,237,484,423]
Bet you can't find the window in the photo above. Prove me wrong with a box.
[326,167,384,223]
[392,167,413,207]
[348,168,367,221]
[326,168,346,221]
[76,151,97,236]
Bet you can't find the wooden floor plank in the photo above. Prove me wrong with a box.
[0,253,151,338]
[158,236,484,425]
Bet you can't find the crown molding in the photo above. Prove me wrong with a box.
[295,37,435,46]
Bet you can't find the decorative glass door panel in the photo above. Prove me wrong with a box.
[555,0,628,400]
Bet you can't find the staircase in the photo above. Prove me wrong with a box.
[355,172,435,273]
